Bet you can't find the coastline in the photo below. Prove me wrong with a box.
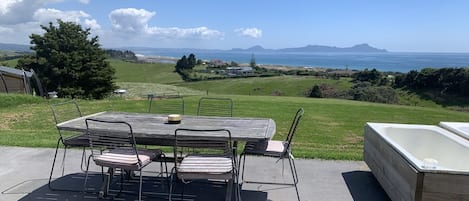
[136,54,357,74]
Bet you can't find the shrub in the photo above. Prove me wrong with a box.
[348,82,399,104]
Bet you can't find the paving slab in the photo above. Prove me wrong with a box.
[0,146,390,201]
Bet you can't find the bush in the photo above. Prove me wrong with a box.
[306,84,347,99]
[348,82,399,104]
[309,85,323,98]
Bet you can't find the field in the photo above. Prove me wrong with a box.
[175,76,352,97]
[1,59,468,160]
[112,59,183,84]
[2,93,469,160]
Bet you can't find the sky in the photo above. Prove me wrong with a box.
[1,0,469,52]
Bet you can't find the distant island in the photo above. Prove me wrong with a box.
[232,43,387,53]
[0,42,387,53]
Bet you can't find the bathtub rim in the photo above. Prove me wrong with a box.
[439,121,469,140]
[366,122,469,175]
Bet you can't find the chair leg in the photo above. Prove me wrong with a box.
[60,145,68,176]
[168,168,175,201]
[181,180,185,201]
[239,153,247,185]
[288,156,300,201]
[48,138,61,190]
[82,154,92,195]
[225,178,233,201]
[80,146,87,172]
[138,170,143,201]
[240,153,300,201]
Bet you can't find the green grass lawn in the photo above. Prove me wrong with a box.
[0,58,18,67]
[111,59,183,84]
[1,59,466,160]
[175,76,352,97]
[2,93,469,160]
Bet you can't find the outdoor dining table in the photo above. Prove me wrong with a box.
[57,111,276,141]
[56,111,276,198]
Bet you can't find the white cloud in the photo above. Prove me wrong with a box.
[147,26,223,40]
[34,8,90,24]
[235,27,262,38]
[0,1,102,44]
[79,0,90,4]
[0,0,46,24]
[109,8,223,40]
[84,19,100,30]
[0,26,14,34]
[0,22,43,44]
[109,8,154,33]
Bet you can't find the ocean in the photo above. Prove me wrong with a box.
[133,49,469,73]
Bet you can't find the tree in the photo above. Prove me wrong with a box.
[175,55,188,72]
[352,68,383,85]
[309,84,323,98]
[187,53,196,68]
[250,53,256,68]
[17,20,115,99]
[175,54,197,73]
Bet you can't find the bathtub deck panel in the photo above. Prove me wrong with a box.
[421,173,469,201]
[364,126,422,201]
[421,192,469,201]
[365,123,469,201]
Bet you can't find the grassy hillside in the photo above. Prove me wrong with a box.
[175,76,352,96]
[111,59,354,97]
[2,94,469,160]
[0,58,18,67]
[111,59,183,84]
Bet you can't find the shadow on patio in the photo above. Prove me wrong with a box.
[0,146,390,201]
[6,173,266,201]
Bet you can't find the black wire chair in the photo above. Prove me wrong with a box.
[239,108,304,201]
[148,95,185,115]
[197,97,233,117]
[169,128,239,201]
[48,99,89,191]
[83,118,164,201]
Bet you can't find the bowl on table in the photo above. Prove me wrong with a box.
[167,114,182,124]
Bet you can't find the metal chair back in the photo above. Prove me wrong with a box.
[284,108,304,153]
[171,128,238,200]
[85,118,141,165]
[173,128,234,170]
[197,97,233,117]
[50,99,83,140]
[148,95,184,115]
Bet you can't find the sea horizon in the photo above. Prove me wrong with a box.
[130,49,469,73]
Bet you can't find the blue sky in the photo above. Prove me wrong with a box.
[1,0,469,52]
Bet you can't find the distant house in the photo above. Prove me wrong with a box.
[0,66,38,95]
[208,59,225,67]
[226,67,253,76]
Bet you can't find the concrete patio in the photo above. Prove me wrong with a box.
[0,146,390,201]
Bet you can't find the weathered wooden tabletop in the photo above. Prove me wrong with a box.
[57,111,276,141]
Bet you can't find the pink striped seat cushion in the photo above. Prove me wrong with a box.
[177,155,233,180]
[265,140,285,152]
[94,149,157,170]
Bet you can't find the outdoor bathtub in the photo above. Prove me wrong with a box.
[364,122,469,201]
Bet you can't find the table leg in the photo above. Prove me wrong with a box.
[232,141,240,201]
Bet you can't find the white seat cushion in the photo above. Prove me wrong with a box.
[94,149,156,170]
[178,155,232,173]
[95,153,150,165]
[266,140,286,153]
